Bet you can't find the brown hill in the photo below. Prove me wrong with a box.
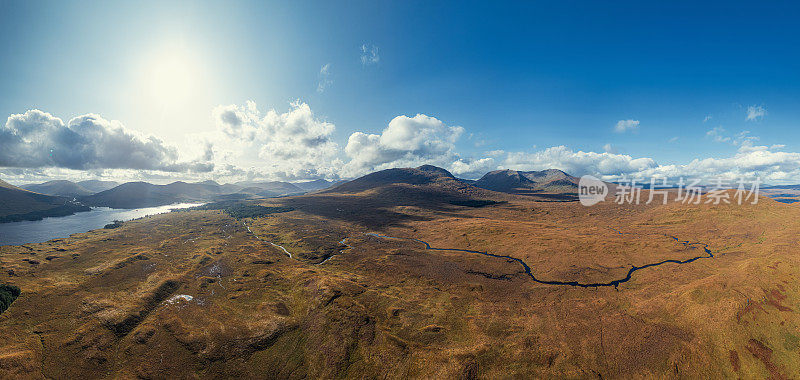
[325,164,468,194]
[474,168,579,194]
[21,180,94,197]
[0,179,90,222]
[1,185,798,378]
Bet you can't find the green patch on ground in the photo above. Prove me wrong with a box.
[448,199,505,208]
[194,201,295,219]
[0,283,21,314]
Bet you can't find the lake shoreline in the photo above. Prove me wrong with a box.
[0,202,203,246]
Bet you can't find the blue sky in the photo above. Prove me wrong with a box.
[2,1,800,183]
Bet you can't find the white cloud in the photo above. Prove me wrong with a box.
[342,114,465,177]
[501,146,657,177]
[746,105,766,121]
[212,101,343,180]
[668,136,679,143]
[317,63,332,93]
[360,44,379,65]
[614,119,639,133]
[706,127,760,147]
[706,126,730,143]
[7,103,800,185]
[0,109,212,172]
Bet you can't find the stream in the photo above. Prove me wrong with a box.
[365,230,713,289]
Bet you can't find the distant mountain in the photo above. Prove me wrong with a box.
[0,179,90,223]
[80,181,222,208]
[234,181,304,195]
[80,179,307,209]
[294,179,333,192]
[322,165,488,197]
[75,180,120,193]
[22,180,93,198]
[474,169,579,194]
[763,185,800,190]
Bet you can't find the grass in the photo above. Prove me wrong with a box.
[0,283,20,315]
[193,200,295,219]
[0,187,798,378]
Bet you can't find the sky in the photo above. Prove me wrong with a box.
[1,0,800,184]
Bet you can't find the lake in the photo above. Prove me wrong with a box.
[0,203,203,246]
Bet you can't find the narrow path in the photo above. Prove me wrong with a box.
[365,230,713,289]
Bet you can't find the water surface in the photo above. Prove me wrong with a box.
[0,203,202,246]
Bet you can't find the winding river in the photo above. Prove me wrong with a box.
[365,231,713,289]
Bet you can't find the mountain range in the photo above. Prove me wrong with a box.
[1,166,587,218]
[0,180,90,222]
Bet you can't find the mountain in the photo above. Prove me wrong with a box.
[294,179,333,192]
[80,181,221,208]
[474,169,579,194]
[79,180,307,209]
[0,179,90,222]
[325,165,469,194]
[234,181,304,196]
[75,180,119,193]
[22,180,93,198]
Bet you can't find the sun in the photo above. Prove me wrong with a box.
[145,49,202,107]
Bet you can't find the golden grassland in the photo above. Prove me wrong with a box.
[0,185,799,378]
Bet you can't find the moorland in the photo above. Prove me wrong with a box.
[0,165,798,378]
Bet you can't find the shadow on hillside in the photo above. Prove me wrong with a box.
[277,186,496,230]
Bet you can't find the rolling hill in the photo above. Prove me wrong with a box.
[80,180,308,208]
[0,179,90,222]
[1,169,798,378]
[21,180,94,198]
[294,179,334,192]
[75,179,120,193]
[325,164,471,194]
[474,168,579,194]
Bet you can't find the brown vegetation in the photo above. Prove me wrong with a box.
[0,172,799,378]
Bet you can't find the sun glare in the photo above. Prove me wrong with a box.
[145,50,202,107]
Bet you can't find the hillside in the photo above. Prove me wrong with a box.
[0,179,90,222]
[80,180,307,209]
[80,181,220,208]
[75,179,120,193]
[234,181,305,196]
[325,164,471,194]
[474,169,579,194]
[0,184,798,377]
[21,180,94,198]
[294,179,333,192]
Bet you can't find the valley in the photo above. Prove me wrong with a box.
[0,166,798,378]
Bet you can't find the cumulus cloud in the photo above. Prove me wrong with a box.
[501,146,657,177]
[603,143,618,154]
[360,44,379,65]
[212,100,342,180]
[746,105,766,121]
[614,119,639,133]
[342,114,466,177]
[636,143,800,182]
[317,63,332,93]
[0,109,212,172]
